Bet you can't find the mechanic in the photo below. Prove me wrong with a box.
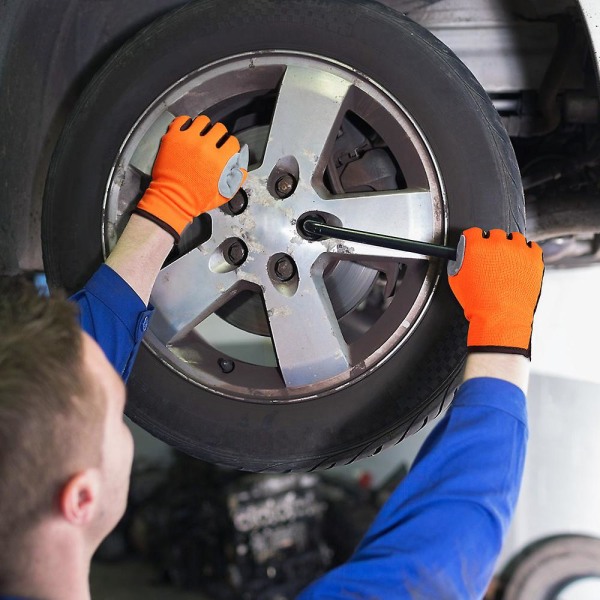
[0,115,543,600]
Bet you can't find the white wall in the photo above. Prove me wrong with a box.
[499,373,600,566]
[531,266,600,384]
[498,266,600,576]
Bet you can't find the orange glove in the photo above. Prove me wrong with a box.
[448,227,544,358]
[135,115,248,241]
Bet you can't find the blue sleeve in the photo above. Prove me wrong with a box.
[70,264,154,381]
[298,378,528,600]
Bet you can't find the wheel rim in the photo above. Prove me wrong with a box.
[104,52,447,401]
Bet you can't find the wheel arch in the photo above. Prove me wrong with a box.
[579,0,600,83]
[0,0,187,275]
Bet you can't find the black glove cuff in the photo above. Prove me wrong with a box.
[133,208,181,243]
[467,345,531,361]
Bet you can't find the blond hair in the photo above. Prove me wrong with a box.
[0,276,105,579]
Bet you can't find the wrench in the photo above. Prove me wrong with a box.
[300,219,458,261]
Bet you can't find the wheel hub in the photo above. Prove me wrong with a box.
[213,133,379,337]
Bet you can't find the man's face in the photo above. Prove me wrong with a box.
[82,333,134,538]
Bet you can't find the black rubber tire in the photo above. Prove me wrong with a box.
[496,535,600,600]
[42,0,524,472]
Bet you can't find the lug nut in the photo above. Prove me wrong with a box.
[225,239,248,267]
[227,189,248,215]
[275,174,296,199]
[274,255,296,282]
[218,358,235,374]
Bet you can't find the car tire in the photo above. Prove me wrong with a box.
[496,535,600,600]
[43,0,524,471]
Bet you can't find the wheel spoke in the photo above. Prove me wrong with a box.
[315,189,437,259]
[151,248,239,344]
[129,110,176,176]
[259,66,353,181]
[262,262,350,388]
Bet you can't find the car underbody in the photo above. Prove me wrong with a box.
[404,0,600,267]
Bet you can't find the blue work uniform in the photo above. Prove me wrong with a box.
[298,377,527,599]
[0,265,528,600]
[70,264,153,381]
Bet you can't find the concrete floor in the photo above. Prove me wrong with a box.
[90,560,213,600]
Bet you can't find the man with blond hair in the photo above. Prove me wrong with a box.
[0,115,247,600]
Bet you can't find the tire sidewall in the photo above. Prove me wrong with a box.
[499,535,600,600]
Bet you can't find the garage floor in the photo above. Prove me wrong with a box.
[90,560,213,600]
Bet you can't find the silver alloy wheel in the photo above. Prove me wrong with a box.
[104,52,447,400]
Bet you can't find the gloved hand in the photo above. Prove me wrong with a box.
[447,227,544,358]
[135,114,248,241]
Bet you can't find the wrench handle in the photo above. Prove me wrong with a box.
[302,220,457,261]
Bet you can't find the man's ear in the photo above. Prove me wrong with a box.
[58,470,101,526]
